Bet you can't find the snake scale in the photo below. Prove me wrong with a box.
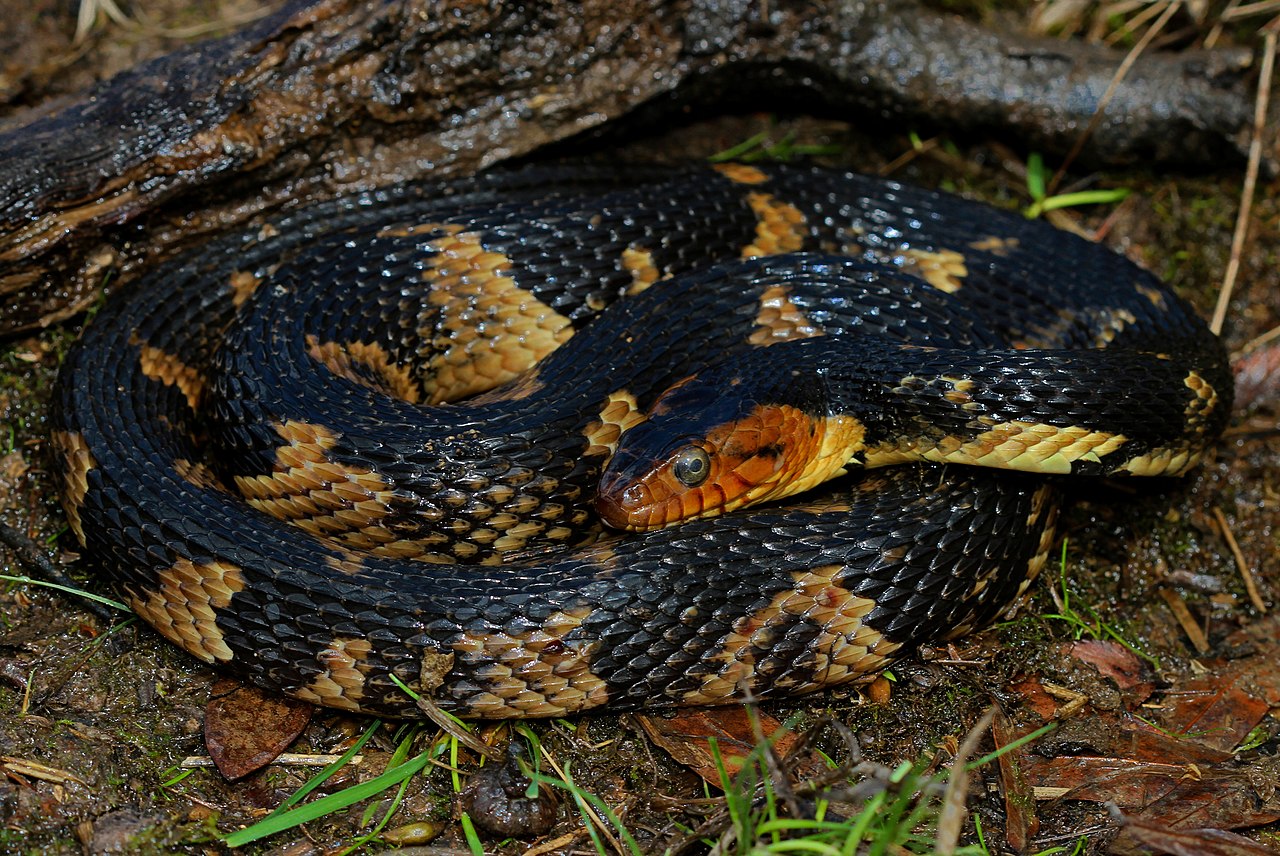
[52,163,1230,719]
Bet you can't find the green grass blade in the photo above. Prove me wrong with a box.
[459,812,485,856]
[1025,152,1047,200]
[223,746,430,847]
[0,574,128,611]
[265,719,382,819]
[529,764,644,856]
[709,132,769,162]
[965,722,1055,771]
[1040,188,1130,211]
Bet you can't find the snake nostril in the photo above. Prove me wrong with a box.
[622,484,647,508]
[594,479,655,530]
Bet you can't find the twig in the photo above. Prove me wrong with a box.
[1205,0,1247,48]
[1237,322,1280,356]
[0,520,116,623]
[180,753,364,768]
[1157,588,1211,653]
[1,756,87,786]
[535,741,629,855]
[935,707,996,856]
[1210,25,1276,335]
[74,0,132,44]
[746,703,803,821]
[879,136,938,175]
[1049,1,1181,195]
[521,833,581,856]
[1103,1,1172,48]
[1213,507,1267,613]
[1222,0,1280,22]
[131,3,276,40]
[412,696,498,760]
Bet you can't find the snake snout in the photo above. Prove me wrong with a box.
[594,472,654,531]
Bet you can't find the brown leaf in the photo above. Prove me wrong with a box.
[1155,620,1280,752]
[1115,813,1280,856]
[203,679,313,780]
[991,707,1038,853]
[1159,676,1270,753]
[1009,677,1059,721]
[1135,760,1280,831]
[1151,615,1280,753]
[636,708,819,786]
[1069,640,1153,701]
[1022,752,1280,830]
[1081,716,1234,766]
[1023,754,1194,808]
[1224,615,1280,706]
[0,451,28,482]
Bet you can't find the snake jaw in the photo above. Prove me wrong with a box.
[593,466,651,530]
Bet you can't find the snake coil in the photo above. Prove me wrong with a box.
[53,163,1230,718]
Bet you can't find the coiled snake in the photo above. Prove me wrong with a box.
[52,163,1230,719]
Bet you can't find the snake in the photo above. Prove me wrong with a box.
[51,162,1231,719]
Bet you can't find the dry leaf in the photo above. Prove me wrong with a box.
[636,708,819,786]
[203,679,313,780]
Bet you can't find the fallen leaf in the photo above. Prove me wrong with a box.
[636,708,822,786]
[1159,673,1270,753]
[0,451,28,482]
[1023,754,1196,808]
[1113,812,1280,856]
[1069,639,1154,701]
[204,679,313,780]
[1151,616,1280,752]
[1233,343,1280,410]
[991,706,1038,853]
[1009,677,1059,721]
[1022,752,1280,829]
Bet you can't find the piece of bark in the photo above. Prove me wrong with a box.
[0,0,1266,335]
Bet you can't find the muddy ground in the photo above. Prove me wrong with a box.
[0,2,1278,854]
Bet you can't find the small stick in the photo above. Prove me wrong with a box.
[535,741,629,856]
[1157,588,1211,653]
[1213,507,1267,614]
[1236,321,1280,357]
[935,707,996,856]
[1210,25,1276,336]
[1049,1,1181,194]
[181,753,363,768]
[0,520,117,624]
[1204,0,1246,48]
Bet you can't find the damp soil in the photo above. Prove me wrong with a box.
[1,4,1278,855]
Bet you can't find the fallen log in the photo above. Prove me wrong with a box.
[0,0,1264,335]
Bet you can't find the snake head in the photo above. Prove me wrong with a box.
[594,362,864,532]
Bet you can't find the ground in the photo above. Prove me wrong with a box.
[0,2,1278,854]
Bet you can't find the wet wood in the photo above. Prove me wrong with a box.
[0,0,1266,335]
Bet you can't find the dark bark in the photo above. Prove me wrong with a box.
[0,0,1264,335]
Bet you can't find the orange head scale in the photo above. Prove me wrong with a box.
[594,354,866,532]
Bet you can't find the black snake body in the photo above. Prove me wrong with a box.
[52,163,1230,718]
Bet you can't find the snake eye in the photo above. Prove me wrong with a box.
[672,446,711,487]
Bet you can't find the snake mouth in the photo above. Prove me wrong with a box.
[594,472,657,531]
